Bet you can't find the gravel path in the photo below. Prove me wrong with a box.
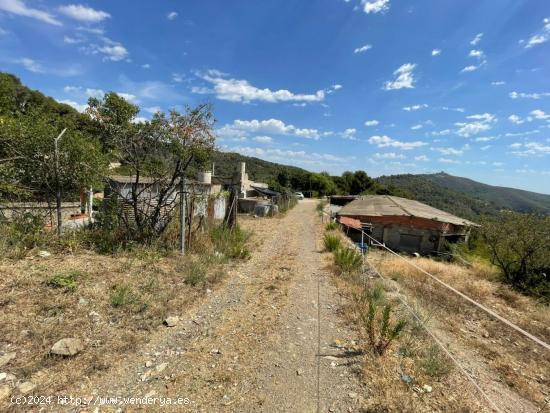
[66,200,364,412]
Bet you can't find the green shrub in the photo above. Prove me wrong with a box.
[325,221,339,231]
[210,224,250,259]
[185,260,207,286]
[418,345,453,378]
[334,247,362,274]
[110,284,136,307]
[361,294,407,356]
[324,234,341,252]
[47,271,82,291]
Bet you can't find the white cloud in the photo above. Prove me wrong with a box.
[172,73,185,83]
[361,0,390,14]
[439,158,460,164]
[341,128,357,140]
[455,113,496,137]
[142,63,151,69]
[505,130,540,137]
[469,49,485,59]
[374,152,405,160]
[14,57,44,73]
[364,120,379,127]
[491,81,505,86]
[530,109,550,120]
[225,146,352,165]
[525,18,550,48]
[470,33,483,46]
[63,35,85,44]
[509,91,550,99]
[383,63,416,90]
[197,70,326,103]
[117,92,137,103]
[56,99,87,112]
[431,49,441,56]
[167,11,178,20]
[354,44,372,54]
[144,106,161,114]
[218,118,321,140]
[63,85,81,93]
[431,129,451,136]
[85,88,104,98]
[58,4,110,22]
[415,155,429,161]
[403,103,428,111]
[410,124,423,130]
[368,135,427,150]
[508,114,524,125]
[511,142,550,156]
[0,0,61,25]
[96,42,128,61]
[253,136,273,143]
[432,147,464,156]
[461,65,480,73]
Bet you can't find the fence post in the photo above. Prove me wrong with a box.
[180,177,186,255]
[53,128,67,236]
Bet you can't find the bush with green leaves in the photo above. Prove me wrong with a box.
[333,247,363,274]
[325,221,339,231]
[360,288,407,356]
[324,234,341,252]
[210,224,250,259]
[482,212,550,301]
[47,271,82,291]
[185,260,207,286]
[110,284,137,307]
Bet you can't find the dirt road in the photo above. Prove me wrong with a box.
[66,200,363,412]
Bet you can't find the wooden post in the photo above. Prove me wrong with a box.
[53,128,67,237]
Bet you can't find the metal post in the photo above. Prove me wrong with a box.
[54,128,67,237]
[180,177,186,255]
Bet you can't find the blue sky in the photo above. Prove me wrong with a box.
[1,0,549,194]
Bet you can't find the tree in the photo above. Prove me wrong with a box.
[89,94,216,241]
[0,111,107,233]
[482,212,550,298]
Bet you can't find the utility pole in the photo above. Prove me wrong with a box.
[54,128,67,237]
[180,176,186,255]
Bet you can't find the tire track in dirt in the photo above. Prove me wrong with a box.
[59,200,364,412]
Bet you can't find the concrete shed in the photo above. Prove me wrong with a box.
[336,195,478,254]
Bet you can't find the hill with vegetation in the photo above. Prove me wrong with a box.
[376,172,550,220]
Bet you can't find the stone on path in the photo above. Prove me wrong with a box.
[51,338,84,356]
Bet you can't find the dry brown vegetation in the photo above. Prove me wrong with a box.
[0,218,266,410]
[322,224,549,412]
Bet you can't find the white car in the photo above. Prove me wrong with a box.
[294,192,305,200]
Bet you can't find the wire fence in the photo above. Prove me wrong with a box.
[321,207,550,413]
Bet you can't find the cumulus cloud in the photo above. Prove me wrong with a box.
[431,49,441,56]
[491,81,505,86]
[253,136,273,143]
[196,70,327,103]
[468,49,485,59]
[455,113,496,137]
[415,155,429,161]
[218,118,321,140]
[530,109,550,120]
[364,120,379,127]
[56,98,87,112]
[361,0,390,14]
[167,11,178,20]
[411,124,423,130]
[383,63,416,90]
[432,146,464,156]
[0,0,61,25]
[368,135,427,150]
[341,128,357,140]
[508,114,524,124]
[510,142,550,156]
[354,44,372,54]
[58,4,110,22]
[439,158,460,164]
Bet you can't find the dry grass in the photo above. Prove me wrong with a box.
[369,250,550,409]
[0,223,252,409]
[320,227,491,412]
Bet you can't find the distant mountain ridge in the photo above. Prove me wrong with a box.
[376,172,550,220]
